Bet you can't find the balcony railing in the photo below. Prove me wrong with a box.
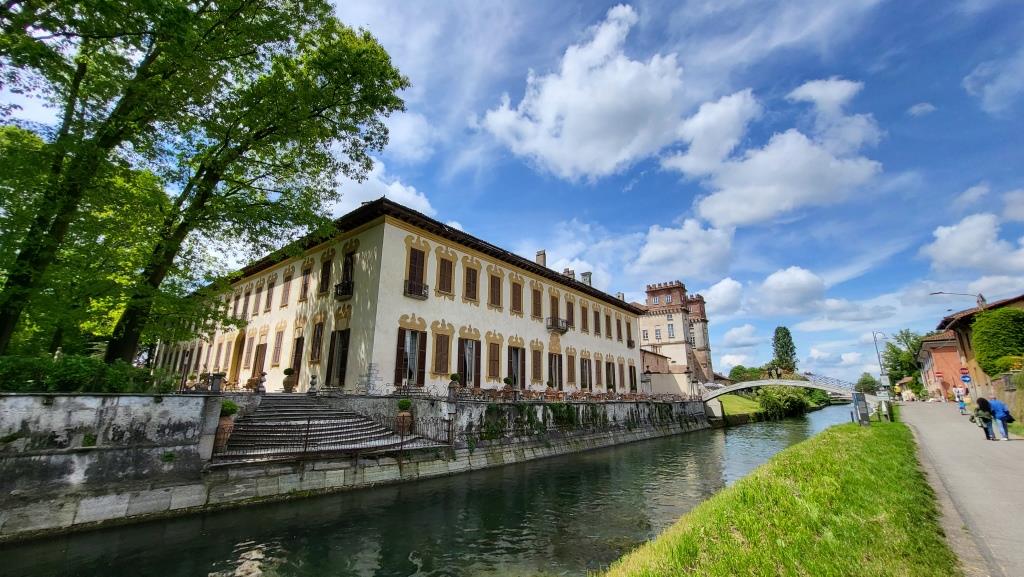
[334,280,354,301]
[404,279,429,300]
[546,317,569,334]
[627,339,636,349]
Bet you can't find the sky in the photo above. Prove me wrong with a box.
[7,0,1024,382]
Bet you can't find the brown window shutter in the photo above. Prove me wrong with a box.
[566,303,574,327]
[606,315,612,338]
[408,249,425,284]
[320,259,332,292]
[291,336,304,381]
[532,289,542,318]
[532,349,541,381]
[519,351,526,387]
[582,306,588,330]
[616,319,622,341]
[594,311,601,336]
[417,331,427,386]
[507,346,514,383]
[626,322,632,341]
[568,355,576,383]
[512,283,522,312]
[550,295,558,319]
[619,363,625,388]
[488,342,499,378]
[394,329,406,386]
[439,259,453,293]
[457,338,467,385]
[473,341,481,387]
[265,281,275,312]
[337,329,350,386]
[325,330,338,386]
[489,275,500,306]
[595,361,602,386]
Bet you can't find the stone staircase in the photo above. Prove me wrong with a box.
[216,394,441,461]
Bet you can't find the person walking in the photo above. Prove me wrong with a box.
[989,396,1013,441]
[954,386,967,415]
[971,397,995,440]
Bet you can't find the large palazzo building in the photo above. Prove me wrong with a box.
[157,198,644,395]
[635,281,713,390]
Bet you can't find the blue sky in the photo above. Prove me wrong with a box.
[8,0,1024,381]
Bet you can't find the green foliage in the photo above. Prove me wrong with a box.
[992,356,1023,374]
[855,372,880,394]
[756,387,810,420]
[0,354,169,393]
[82,433,97,447]
[728,365,763,383]
[283,367,294,376]
[397,398,413,411]
[772,326,798,372]
[160,451,177,463]
[972,308,1024,377]
[881,329,925,385]
[602,423,960,577]
[450,373,460,383]
[547,403,578,429]
[219,399,239,417]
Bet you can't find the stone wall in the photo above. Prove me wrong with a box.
[0,414,708,543]
[0,394,222,501]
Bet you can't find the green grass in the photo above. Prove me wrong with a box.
[602,422,960,577]
[719,394,761,417]
[1009,421,1024,438]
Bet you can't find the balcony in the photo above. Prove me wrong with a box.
[334,280,354,301]
[627,339,636,349]
[546,317,569,334]
[404,279,429,300]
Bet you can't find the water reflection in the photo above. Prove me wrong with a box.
[3,406,850,577]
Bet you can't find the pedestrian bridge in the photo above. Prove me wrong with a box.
[702,373,868,402]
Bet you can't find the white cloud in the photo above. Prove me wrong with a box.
[722,324,765,348]
[786,77,881,155]
[840,352,863,366]
[967,275,1024,300]
[1003,189,1024,221]
[445,221,464,231]
[963,45,1024,115]
[907,102,937,117]
[661,89,761,176]
[332,160,436,217]
[533,219,644,292]
[953,182,990,210]
[384,112,438,163]
[629,219,733,281]
[482,5,686,180]
[920,213,1024,274]
[751,266,826,314]
[719,354,752,370]
[700,277,743,316]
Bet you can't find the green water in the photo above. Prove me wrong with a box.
[3,405,852,577]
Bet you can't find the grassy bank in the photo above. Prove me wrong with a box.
[602,422,959,577]
[718,394,761,417]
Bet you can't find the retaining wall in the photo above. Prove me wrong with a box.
[0,409,709,543]
[0,394,222,501]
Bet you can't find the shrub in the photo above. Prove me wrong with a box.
[0,354,173,394]
[220,399,239,417]
[972,308,1024,377]
[283,367,294,376]
[397,398,413,411]
[0,355,52,392]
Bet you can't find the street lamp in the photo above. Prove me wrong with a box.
[929,291,987,309]
[871,331,887,377]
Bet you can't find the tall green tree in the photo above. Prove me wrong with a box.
[772,326,798,373]
[855,372,880,394]
[0,0,335,354]
[881,329,925,384]
[103,19,408,362]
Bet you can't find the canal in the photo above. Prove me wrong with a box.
[4,405,851,577]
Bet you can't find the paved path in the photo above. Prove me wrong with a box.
[901,402,1024,577]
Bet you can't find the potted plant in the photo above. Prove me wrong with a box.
[503,376,514,388]
[450,373,461,387]
[395,398,413,436]
[282,367,297,393]
[213,399,239,453]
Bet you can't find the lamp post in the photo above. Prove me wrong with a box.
[871,331,887,378]
[929,291,987,309]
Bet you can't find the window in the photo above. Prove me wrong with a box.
[438,258,454,294]
[488,342,500,380]
[222,348,231,374]
[531,288,542,319]
[299,267,312,301]
[667,313,673,321]
[616,318,622,341]
[581,305,589,332]
[342,252,355,284]
[548,353,563,389]
[642,330,649,340]
[532,349,542,382]
[433,333,450,375]
[511,282,523,313]
[464,266,478,301]
[619,363,625,390]
[665,295,672,304]
[550,295,559,319]
[567,354,576,384]
[606,361,616,390]
[667,324,675,338]
[395,329,427,387]
[408,247,425,285]
[566,302,575,327]
[271,330,284,366]
[281,274,292,306]
[507,346,526,388]
[310,322,324,362]
[488,274,501,307]
[290,337,304,382]
[652,296,660,304]
[242,291,251,318]
[319,258,332,294]
[214,342,223,371]
[655,328,662,340]
[629,366,637,391]
[457,338,481,387]
[580,358,591,390]
[593,310,601,336]
[243,336,254,369]
[326,329,351,387]
[252,286,262,316]
[626,322,633,343]
[232,294,241,318]
[605,314,612,339]
[595,360,602,386]
[264,280,275,312]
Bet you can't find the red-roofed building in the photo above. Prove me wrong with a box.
[935,292,1024,399]
[916,330,959,400]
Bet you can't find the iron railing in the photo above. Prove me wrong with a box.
[404,280,429,299]
[334,280,354,300]
[545,317,568,333]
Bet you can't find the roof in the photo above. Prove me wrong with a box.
[937,293,1024,330]
[640,348,671,359]
[921,330,956,344]
[238,197,646,315]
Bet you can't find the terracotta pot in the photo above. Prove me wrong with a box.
[214,415,235,453]
[395,411,413,436]
[283,375,297,393]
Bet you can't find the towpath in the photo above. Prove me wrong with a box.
[902,402,1024,577]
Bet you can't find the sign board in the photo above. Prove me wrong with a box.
[935,371,943,378]
[877,389,892,401]
[960,367,970,376]
[961,375,972,383]
[852,392,871,426]
[879,374,890,387]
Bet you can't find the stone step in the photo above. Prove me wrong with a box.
[229,424,388,439]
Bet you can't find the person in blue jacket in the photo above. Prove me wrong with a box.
[989,396,1013,441]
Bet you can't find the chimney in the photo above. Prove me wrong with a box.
[568,269,576,280]
[536,250,546,267]
[616,292,625,301]
[581,271,592,286]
